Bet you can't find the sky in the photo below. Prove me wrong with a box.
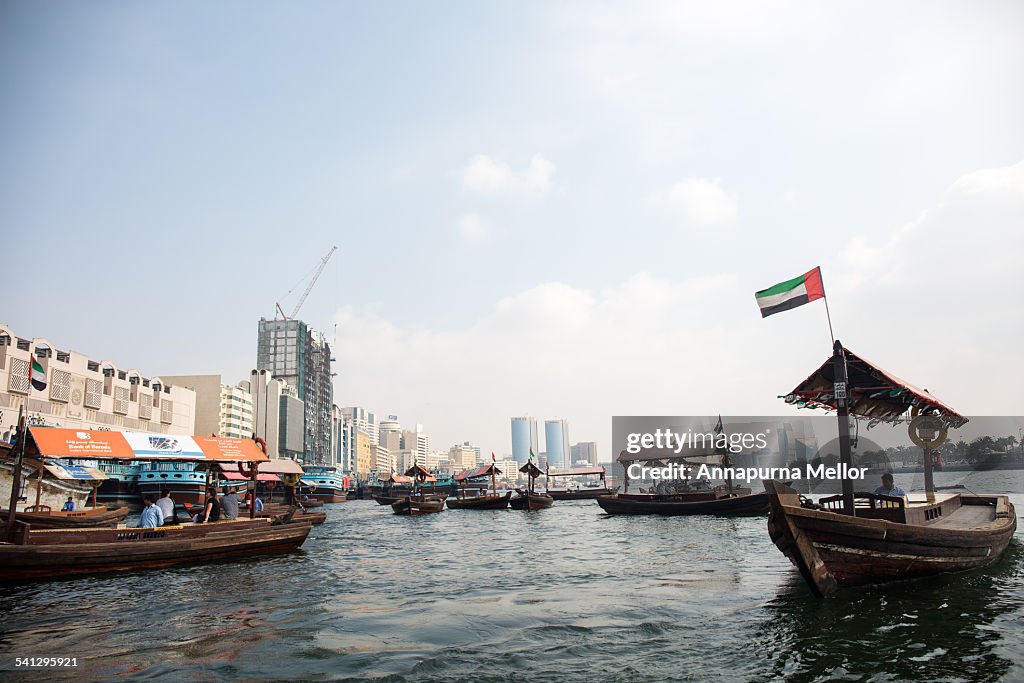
[2,1,1022,460]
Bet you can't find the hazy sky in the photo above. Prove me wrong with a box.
[2,1,1022,459]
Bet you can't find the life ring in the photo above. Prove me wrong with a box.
[281,472,301,487]
[908,413,948,449]
[253,436,267,455]
[237,461,256,478]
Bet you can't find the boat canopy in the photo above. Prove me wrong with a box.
[241,458,304,475]
[386,475,414,484]
[518,461,544,478]
[43,463,108,481]
[785,347,967,427]
[547,466,605,477]
[454,462,502,481]
[220,470,280,482]
[29,428,270,463]
[404,464,432,479]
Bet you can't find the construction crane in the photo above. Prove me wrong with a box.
[275,246,337,320]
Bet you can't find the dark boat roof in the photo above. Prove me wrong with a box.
[518,461,544,477]
[787,346,967,427]
[547,466,605,477]
[455,462,502,481]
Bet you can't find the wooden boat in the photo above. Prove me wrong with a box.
[764,340,1015,596]
[766,480,1015,596]
[390,464,446,516]
[548,486,620,501]
[545,466,617,500]
[0,505,130,529]
[596,489,769,515]
[510,460,554,510]
[0,517,312,582]
[391,496,446,515]
[447,491,512,510]
[447,461,511,510]
[2,425,312,582]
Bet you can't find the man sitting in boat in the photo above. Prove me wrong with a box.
[156,488,175,525]
[873,472,908,501]
[61,496,75,512]
[139,494,164,528]
[220,486,241,520]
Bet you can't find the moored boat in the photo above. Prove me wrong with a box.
[447,461,511,510]
[391,464,445,516]
[546,466,618,500]
[596,488,768,515]
[0,505,130,529]
[299,466,350,503]
[510,460,554,510]
[548,486,620,501]
[2,426,313,582]
[764,340,1016,596]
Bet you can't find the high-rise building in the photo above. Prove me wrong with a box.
[544,419,570,469]
[401,425,429,465]
[371,443,392,473]
[245,370,286,459]
[161,374,254,440]
[570,442,599,467]
[448,442,477,471]
[342,406,378,446]
[278,384,305,461]
[511,416,539,464]
[330,405,353,470]
[256,318,333,464]
[354,430,373,476]
[0,325,196,438]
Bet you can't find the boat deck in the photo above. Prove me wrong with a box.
[929,504,998,530]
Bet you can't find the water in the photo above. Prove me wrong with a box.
[1,472,1022,682]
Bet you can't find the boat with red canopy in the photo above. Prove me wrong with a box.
[510,460,554,510]
[447,462,511,510]
[1,425,312,583]
[765,341,1016,597]
[391,465,445,515]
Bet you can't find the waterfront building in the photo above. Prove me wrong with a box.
[160,374,254,440]
[511,416,539,464]
[544,419,571,469]
[394,448,417,474]
[570,441,599,467]
[498,458,520,484]
[278,384,306,461]
[401,425,429,464]
[425,449,451,473]
[0,325,196,437]
[448,442,477,471]
[256,317,334,464]
[343,406,378,446]
[244,370,285,459]
[329,405,353,471]
[355,430,373,476]
[371,443,393,473]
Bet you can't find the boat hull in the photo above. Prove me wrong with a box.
[446,492,512,510]
[1,506,130,529]
[391,497,445,515]
[0,519,312,583]
[764,480,1017,597]
[596,491,769,516]
[510,493,554,510]
[548,487,620,501]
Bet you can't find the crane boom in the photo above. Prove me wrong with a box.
[289,246,337,319]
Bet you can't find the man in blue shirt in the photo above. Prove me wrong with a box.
[139,494,164,528]
[61,497,75,511]
[874,473,908,499]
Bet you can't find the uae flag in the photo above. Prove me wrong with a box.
[755,267,825,318]
[30,357,47,391]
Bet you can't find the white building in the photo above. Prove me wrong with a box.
[448,442,477,472]
[343,406,378,446]
[402,424,429,464]
[160,374,254,440]
[0,325,196,438]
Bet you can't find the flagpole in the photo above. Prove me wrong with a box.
[823,296,836,346]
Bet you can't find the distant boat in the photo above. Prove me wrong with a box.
[764,341,1017,597]
[545,466,618,500]
[298,466,350,503]
[510,460,554,510]
[447,461,511,510]
[391,464,445,516]
[596,488,769,515]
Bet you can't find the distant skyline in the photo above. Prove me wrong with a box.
[2,2,1022,458]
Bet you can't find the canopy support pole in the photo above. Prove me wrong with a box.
[4,408,26,542]
[834,340,856,516]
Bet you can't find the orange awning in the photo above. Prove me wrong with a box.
[30,428,270,462]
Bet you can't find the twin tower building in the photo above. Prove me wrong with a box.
[511,417,597,470]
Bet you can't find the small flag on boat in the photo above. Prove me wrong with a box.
[714,415,724,435]
[492,451,496,462]
[755,267,825,318]
[30,357,47,392]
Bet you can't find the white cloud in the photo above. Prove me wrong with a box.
[461,154,556,197]
[457,212,493,241]
[669,177,739,226]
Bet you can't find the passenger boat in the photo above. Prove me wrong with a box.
[137,460,208,505]
[93,460,141,508]
[0,505,130,529]
[546,466,618,500]
[447,461,511,510]
[299,466,350,502]
[391,465,445,516]
[1,425,313,582]
[596,488,769,515]
[764,340,1016,597]
[510,460,554,510]
[372,474,414,505]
